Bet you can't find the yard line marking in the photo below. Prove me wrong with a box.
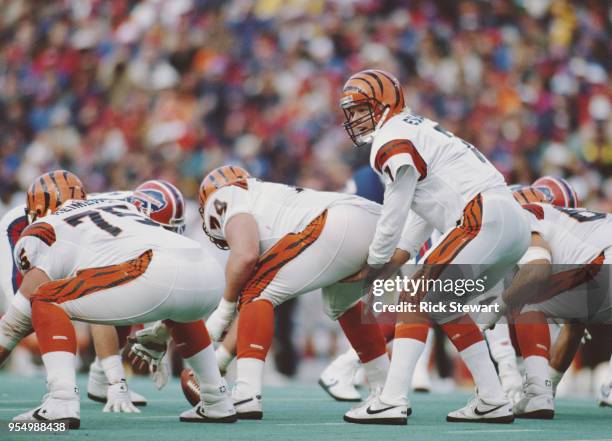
[130,416,177,419]
[446,429,543,434]
[276,423,347,426]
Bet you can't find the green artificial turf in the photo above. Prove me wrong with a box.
[0,373,610,441]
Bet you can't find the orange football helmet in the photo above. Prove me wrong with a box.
[26,170,86,223]
[512,186,549,205]
[340,69,405,147]
[199,165,251,249]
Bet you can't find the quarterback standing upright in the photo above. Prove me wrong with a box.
[339,69,531,424]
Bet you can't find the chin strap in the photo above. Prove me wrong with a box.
[375,106,390,131]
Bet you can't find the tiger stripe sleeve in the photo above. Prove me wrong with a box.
[367,165,418,267]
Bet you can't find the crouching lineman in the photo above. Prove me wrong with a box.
[0,179,186,411]
[6,170,235,428]
[483,191,612,419]
[194,165,393,420]
[338,69,530,424]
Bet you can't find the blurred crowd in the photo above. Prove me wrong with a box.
[0,0,610,217]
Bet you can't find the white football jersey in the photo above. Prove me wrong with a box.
[370,110,506,232]
[523,203,612,264]
[1,191,139,295]
[14,198,202,280]
[202,178,381,253]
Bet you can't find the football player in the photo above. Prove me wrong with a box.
[319,164,433,401]
[0,179,186,411]
[6,171,234,428]
[483,185,612,418]
[197,165,393,420]
[339,69,530,424]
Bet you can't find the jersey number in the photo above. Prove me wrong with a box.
[208,199,228,231]
[433,124,487,164]
[555,207,606,223]
[64,205,159,236]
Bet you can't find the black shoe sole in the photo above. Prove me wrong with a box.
[87,392,147,407]
[446,414,515,424]
[516,409,554,419]
[413,388,431,393]
[180,414,238,423]
[237,411,263,420]
[343,415,407,425]
[318,379,361,402]
[57,417,80,430]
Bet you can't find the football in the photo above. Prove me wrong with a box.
[180,368,200,407]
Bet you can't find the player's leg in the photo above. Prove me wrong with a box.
[433,191,529,423]
[412,327,434,392]
[549,323,585,394]
[13,299,80,428]
[599,352,612,407]
[485,323,522,404]
[165,320,236,423]
[216,319,237,375]
[512,310,555,419]
[319,308,397,402]
[336,300,389,392]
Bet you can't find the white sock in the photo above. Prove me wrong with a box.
[362,353,389,390]
[607,354,612,385]
[413,328,433,381]
[459,340,505,401]
[334,347,360,366]
[379,338,424,406]
[215,344,235,373]
[186,344,224,398]
[524,355,550,381]
[550,367,564,393]
[42,351,76,391]
[91,356,102,371]
[235,358,264,397]
[100,354,125,384]
[485,324,516,362]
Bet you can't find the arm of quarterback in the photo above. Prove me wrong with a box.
[397,210,434,259]
[367,166,418,267]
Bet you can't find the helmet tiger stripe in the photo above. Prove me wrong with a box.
[26,170,86,223]
[340,69,405,147]
[512,186,549,205]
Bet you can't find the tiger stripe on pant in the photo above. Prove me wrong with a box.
[32,250,153,303]
[424,194,483,266]
[239,210,328,308]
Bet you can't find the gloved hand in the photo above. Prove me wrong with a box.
[126,321,170,390]
[103,380,141,413]
[206,298,237,342]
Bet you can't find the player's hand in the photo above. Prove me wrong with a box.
[341,264,378,284]
[103,380,141,413]
[126,321,170,389]
[206,298,236,341]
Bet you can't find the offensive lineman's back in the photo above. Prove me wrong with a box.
[15,198,202,279]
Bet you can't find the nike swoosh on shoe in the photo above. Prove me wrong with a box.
[474,404,505,416]
[366,405,397,415]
